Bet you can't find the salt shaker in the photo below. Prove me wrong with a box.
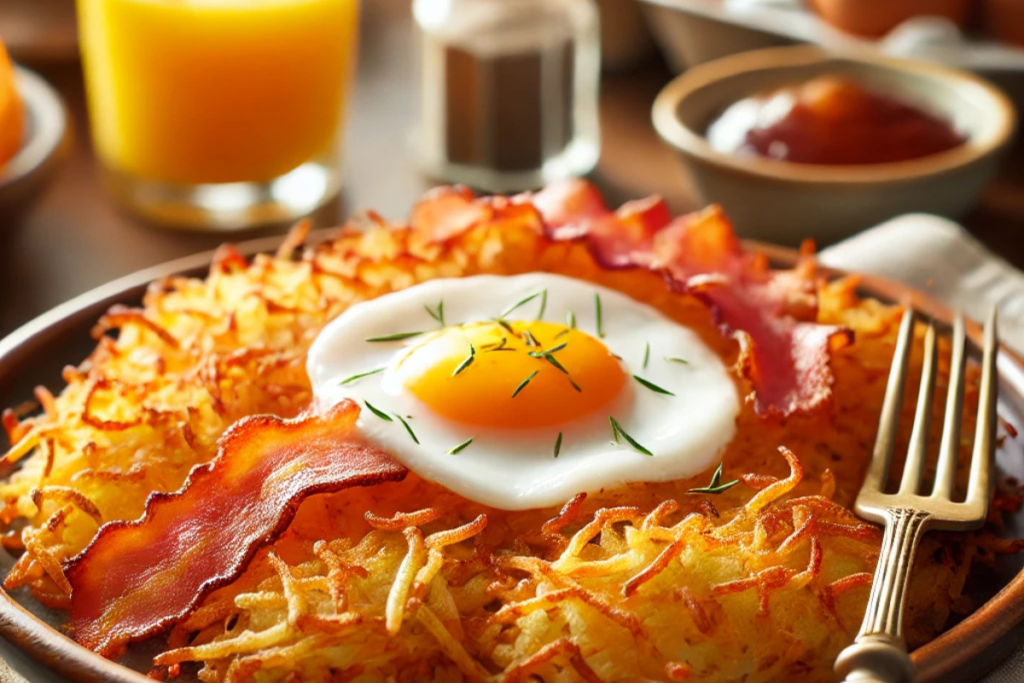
[413,0,601,193]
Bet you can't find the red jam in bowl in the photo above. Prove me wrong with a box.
[706,75,966,165]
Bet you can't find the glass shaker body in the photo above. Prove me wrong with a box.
[414,0,600,193]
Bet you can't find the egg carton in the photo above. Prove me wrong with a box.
[639,0,1024,73]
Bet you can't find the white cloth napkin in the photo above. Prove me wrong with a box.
[820,213,1024,357]
[821,214,1024,683]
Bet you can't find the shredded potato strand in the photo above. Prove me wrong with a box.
[386,527,426,636]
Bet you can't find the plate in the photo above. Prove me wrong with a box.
[0,233,1022,683]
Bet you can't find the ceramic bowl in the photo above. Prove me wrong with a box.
[651,45,1017,245]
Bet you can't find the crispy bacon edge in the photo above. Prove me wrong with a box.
[63,400,407,657]
[413,180,853,416]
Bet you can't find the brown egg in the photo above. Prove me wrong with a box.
[982,0,1024,46]
[808,0,975,37]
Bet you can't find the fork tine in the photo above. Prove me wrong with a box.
[899,324,937,495]
[932,314,965,499]
[966,309,999,510]
[838,311,998,683]
[864,308,916,494]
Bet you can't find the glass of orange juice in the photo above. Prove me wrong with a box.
[77,0,359,230]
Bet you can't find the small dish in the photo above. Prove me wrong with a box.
[0,65,68,217]
[651,45,1017,245]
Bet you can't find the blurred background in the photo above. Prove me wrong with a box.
[0,0,1022,339]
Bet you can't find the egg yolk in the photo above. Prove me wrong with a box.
[396,321,627,429]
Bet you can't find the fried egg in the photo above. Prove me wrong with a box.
[307,273,739,510]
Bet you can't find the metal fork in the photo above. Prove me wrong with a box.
[835,308,999,683]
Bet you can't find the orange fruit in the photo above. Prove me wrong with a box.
[0,40,24,167]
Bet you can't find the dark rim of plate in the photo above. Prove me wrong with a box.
[0,229,1022,683]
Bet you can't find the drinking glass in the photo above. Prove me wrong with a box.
[77,0,360,231]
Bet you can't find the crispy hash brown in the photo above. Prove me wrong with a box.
[1,184,1021,683]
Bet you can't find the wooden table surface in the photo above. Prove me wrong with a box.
[0,0,1021,340]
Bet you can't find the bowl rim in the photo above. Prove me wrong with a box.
[0,231,1023,683]
[0,65,67,188]
[651,45,1019,185]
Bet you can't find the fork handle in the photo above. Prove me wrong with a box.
[835,507,931,683]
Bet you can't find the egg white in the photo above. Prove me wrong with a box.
[307,273,739,510]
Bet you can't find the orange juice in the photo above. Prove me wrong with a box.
[78,0,359,185]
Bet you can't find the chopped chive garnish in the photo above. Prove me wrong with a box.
[665,357,690,366]
[594,293,605,338]
[425,300,445,325]
[493,318,516,335]
[553,432,563,458]
[688,463,738,494]
[608,416,652,456]
[500,290,546,320]
[395,414,419,444]
[642,343,650,369]
[544,354,569,374]
[512,370,540,398]
[485,337,514,352]
[537,290,547,320]
[452,341,476,377]
[528,342,567,359]
[522,330,540,348]
[543,356,582,392]
[340,367,386,385]
[555,311,576,339]
[633,375,675,396]
[446,437,474,455]
[366,331,423,342]
[363,400,393,422]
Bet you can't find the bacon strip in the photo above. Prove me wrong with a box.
[411,186,495,242]
[529,180,673,267]
[512,180,853,415]
[64,400,407,656]
[653,206,852,415]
